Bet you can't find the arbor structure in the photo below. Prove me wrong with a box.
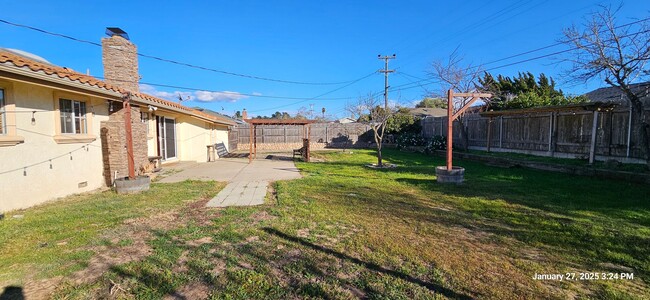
[562,5,650,166]
[445,90,491,171]
[428,49,485,150]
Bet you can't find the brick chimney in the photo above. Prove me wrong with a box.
[242,109,248,119]
[102,28,139,92]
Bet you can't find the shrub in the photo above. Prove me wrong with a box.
[396,133,426,149]
[425,135,446,154]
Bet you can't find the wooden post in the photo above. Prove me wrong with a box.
[589,110,599,164]
[626,107,632,158]
[445,90,492,171]
[248,124,253,163]
[551,112,558,156]
[548,113,553,152]
[253,125,257,159]
[486,117,492,152]
[499,116,503,148]
[306,124,311,162]
[123,93,136,179]
[447,89,454,171]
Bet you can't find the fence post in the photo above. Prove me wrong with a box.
[548,113,553,152]
[499,116,503,149]
[486,117,492,152]
[626,107,632,157]
[325,125,328,143]
[589,110,599,164]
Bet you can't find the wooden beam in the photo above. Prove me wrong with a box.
[248,124,253,163]
[452,96,484,120]
[447,89,454,171]
[453,92,492,98]
[254,125,257,159]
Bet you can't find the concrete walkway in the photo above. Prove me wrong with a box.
[158,155,302,207]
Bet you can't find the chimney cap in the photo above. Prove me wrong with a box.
[105,27,130,40]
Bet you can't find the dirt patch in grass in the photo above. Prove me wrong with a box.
[186,236,213,247]
[250,210,276,224]
[45,198,218,299]
[163,281,212,300]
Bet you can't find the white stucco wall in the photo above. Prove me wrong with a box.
[148,112,230,163]
[0,81,108,212]
[177,116,211,162]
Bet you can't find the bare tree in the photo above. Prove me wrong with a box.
[346,94,395,167]
[428,48,485,150]
[562,5,650,167]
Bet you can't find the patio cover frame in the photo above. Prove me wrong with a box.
[244,119,316,163]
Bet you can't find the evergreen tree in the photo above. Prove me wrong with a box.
[478,72,586,110]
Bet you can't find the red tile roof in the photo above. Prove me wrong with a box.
[0,49,234,125]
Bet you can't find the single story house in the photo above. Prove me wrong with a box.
[409,107,447,118]
[0,29,235,212]
[585,82,650,106]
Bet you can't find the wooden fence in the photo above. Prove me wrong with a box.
[421,108,649,163]
[229,123,373,151]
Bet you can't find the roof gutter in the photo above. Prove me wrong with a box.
[0,63,235,126]
[0,63,123,100]
[131,95,235,126]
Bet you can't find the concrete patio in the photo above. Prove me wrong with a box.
[157,155,302,207]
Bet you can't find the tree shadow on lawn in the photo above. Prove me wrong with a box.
[106,230,217,299]
[105,226,476,299]
[391,175,650,282]
[311,152,650,280]
[261,227,475,300]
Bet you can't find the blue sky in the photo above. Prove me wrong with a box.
[1,0,649,119]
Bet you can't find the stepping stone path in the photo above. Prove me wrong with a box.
[206,181,269,207]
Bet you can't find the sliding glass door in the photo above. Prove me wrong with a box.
[156,116,177,160]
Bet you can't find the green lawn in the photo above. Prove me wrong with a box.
[464,149,649,173]
[2,149,649,299]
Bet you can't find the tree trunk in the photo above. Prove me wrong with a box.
[457,117,470,151]
[377,145,383,167]
[372,123,385,167]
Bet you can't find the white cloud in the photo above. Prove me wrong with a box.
[194,91,248,102]
[138,84,248,103]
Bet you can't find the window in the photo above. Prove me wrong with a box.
[0,82,25,146]
[59,99,87,134]
[0,88,5,135]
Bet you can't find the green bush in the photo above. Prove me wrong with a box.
[396,133,426,149]
[424,135,446,154]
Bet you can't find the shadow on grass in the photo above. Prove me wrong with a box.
[0,286,24,300]
[262,227,474,300]
[305,149,650,283]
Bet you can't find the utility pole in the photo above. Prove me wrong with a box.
[378,54,396,109]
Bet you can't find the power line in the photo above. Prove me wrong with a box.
[0,19,359,86]
[94,76,358,101]
[388,24,650,95]
[396,0,539,68]
[248,72,379,113]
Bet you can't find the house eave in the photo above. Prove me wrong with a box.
[0,63,123,100]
